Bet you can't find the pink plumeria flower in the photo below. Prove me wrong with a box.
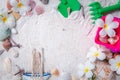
[10,0,31,15]
[96,14,119,37]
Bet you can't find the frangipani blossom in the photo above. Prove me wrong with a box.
[96,14,119,37]
[78,62,95,78]
[0,9,15,29]
[87,46,106,62]
[109,56,120,74]
[10,0,31,15]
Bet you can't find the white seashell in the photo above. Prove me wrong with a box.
[11,28,18,34]
[3,58,12,73]
[59,72,72,80]
[13,50,19,58]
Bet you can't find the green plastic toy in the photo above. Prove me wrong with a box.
[89,1,120,20]
[57,0,81,18]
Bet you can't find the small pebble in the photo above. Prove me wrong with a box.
[51,68,59,76]
[40,0,49,4]
[11,28,18,34]
[3,58,12,73]
[13,50,19,58]
[35,6,44,15]
[3,39,12,51]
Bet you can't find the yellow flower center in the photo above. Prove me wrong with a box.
[84,67,90,73]
[93,51,99,57]
[116,62,120,68]
[2,17,7,23]
[103,24,108,29]
[17,3,23,8]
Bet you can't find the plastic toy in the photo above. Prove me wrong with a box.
[89,1,120,20]
[95,16,120,52]
[57,0,81,18]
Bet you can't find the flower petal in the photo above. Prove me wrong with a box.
[105,14,114,24]
[95,19,104,27]
[99,29,107,37]
[89,46,97,52]
[78,63,85,70]
[5,15,15,28]
[85,71,93,78]
[12,7,19,12]
[109,59,116,65]
[106,29,115,37]
[77,71,84,78]
[86,62,95,70]
[10,0,18,6]
[21,0,30,5]
[97,52,106,60]
[116,69,120,74]
[109,22,119,29]
[110,64,118,71]
[89,57,96,62]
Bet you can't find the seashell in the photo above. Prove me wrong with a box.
[29,0,36,10]
[99,36,108,43]
[11,28,18,34]
[40,0,49,4]
[3,58,12,73]
[13,50,19,58]
[12,12,21,20]
[3,39,12,51]
[51,68,59,76]
[35,6,44,15]
[7,0,12,10]
[108,35,119,45]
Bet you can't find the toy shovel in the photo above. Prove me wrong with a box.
[89,1,120,20]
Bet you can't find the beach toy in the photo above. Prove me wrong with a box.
[95,16,120,52]
[89,1,120,20]
[58,0,81,18]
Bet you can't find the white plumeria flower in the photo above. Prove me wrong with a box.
[10,0,31,15]
[87,46,106,62]
[0,9,15,29]
[109,56,120,74]
[95,14,119,37]
[78,61,95,78]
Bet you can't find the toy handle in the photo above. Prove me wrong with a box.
[99,3,120,13]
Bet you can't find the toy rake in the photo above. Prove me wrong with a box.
[89,1,120,20]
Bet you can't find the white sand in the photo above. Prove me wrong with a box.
[0,0,120,80]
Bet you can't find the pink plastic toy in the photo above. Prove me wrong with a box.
[95,16,120,52]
